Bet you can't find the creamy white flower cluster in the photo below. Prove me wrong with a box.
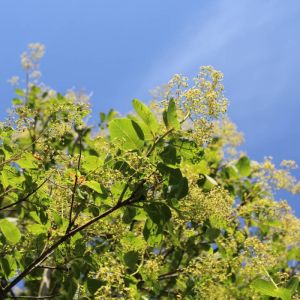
[20,43,45,79]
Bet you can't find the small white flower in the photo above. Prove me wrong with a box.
[20,52,33,70]
[29,43,45,62]
[8,76,20,86]
[30,70,42,79]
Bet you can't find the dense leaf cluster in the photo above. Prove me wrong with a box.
[0,46,300,299]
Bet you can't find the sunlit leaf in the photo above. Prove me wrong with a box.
[109,118,144,150]
[0,219,21,244]
[132,98,159,136]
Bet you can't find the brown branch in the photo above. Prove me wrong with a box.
[0,176,50,211]
[158,268,183,280]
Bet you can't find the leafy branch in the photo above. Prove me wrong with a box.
[0,177,162,297]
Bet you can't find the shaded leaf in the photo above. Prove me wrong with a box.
[124,251,139,270]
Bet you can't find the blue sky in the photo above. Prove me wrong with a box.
[1,0,300,213]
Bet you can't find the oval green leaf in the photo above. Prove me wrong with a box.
[236,156,251,177]
[0,218,21,245]
[167,99,180,130]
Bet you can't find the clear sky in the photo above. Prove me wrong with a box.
[1,0,300,213]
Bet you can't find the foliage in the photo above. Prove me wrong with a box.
[0,44,300,299]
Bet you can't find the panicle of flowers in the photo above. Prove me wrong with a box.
[181,186,234,227]
[92,253,129,298]
[252,157,300,195]
[183,253,231,298]
[213,117,244,157]
[140,254,164,282]
[65,89,92,104]
[149,67,228,146]
[239,236,278,280]
[186,66,227,119]
[20,43,45,75]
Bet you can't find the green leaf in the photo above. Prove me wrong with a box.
[143,219,163,246]
[86,278,102,294]
[224,165,239,179]
[171,138,200,161]
[122,207,136,224]
[166,99,180,130]
[236,156,251,177]
[1,170,9,189]
[160,145,180,166]
[287,248,300,260]
[107,109,118,122]
[83,180,102,194]
[251,279,278,297]
[169,176,188,199]
[163,110,168,128]
[197,174,218,191]
[15,88,25,97]
[16,152,37,169]
[27,223,46,235]
[82,155,103,172]
[127,115,153,141]
[145,203,172,225]
[0,218,21,244]
[123,251,139,270]
[286,277,299,294]
[276,288,292,300]
[120,232,146,250]
[157,163,188,199]
[109,118,144,150]
[252,279,292,300]
[132,99,159,136]
[0,255,17,279]
[205,227,221,242]
[12,98,22,105]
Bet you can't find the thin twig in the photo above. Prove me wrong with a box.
[66,134,82,233]
[0,176,50,211]
[36,265,69,271]
[6,295,59,299]
[0,188,16,200]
